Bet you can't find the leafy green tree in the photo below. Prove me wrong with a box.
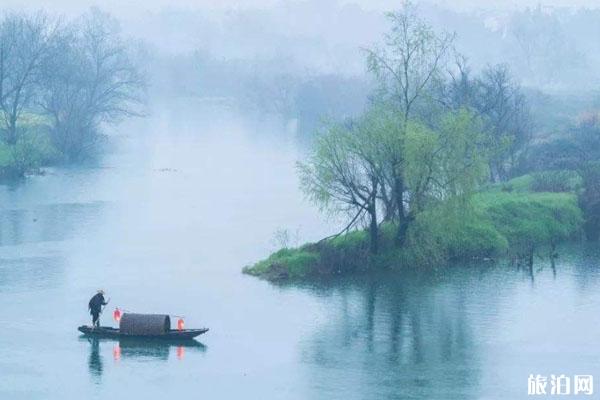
[300,105,488,255]
[299,113,386,254]
[402,109,489,225]
[364,1,454,244]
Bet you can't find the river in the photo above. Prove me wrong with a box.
[0,100,599,399]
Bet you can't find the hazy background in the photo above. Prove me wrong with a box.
[58,1,599,142]
[3,0,598,139]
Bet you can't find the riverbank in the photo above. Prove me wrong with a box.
[244,172,585,281]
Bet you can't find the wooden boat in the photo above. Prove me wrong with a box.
[78,312,208,340]
[78,325,208,340]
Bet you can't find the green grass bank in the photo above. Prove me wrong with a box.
[244,173,584,281]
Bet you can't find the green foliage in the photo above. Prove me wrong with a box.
[579,162,600,241]
[243,247,321,280]
[245,188,583,281]
[474,191,582,252]
[393,190,581,267]
[499,175,533,192]
[329,229,368,250]
[398,200,508,268]
[529,170,582,192]
[300,104,492,255]
[298,120,374,214]
[404,109,489,208]
[0,124,58,179]
[498,170,581,193]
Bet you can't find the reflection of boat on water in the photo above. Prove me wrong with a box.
[117,337,205,360]
[78,325,208,340]
[80,335,206,363]
[79,334,207,349]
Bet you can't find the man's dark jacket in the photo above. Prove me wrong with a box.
[88,293,107,315]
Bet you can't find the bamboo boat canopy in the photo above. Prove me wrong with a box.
[119,313,171,336]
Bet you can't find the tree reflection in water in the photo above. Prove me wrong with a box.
[293,268,503,400]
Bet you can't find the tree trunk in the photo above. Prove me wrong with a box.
[394,175,408,246]
[369,202,378,255]
[6,113,17,145]
[380,184,395,222]
[367,178,379,255]
[528,245,535,282]
[397,212,414,247]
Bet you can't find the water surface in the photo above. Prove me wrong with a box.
[0,101,599,399]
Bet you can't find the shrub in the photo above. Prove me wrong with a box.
[0,131,58,179]
[529,170,582,193]
[475,191,582,253]
[500,174,533,192]
[243,247,321,280]
[321,230,370,274]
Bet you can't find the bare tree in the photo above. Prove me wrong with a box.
[0,12,59,144]
[41,9,145,161]
[475,65,531,181]
[437,60,532,182]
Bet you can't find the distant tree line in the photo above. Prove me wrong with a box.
[0,9,144,176]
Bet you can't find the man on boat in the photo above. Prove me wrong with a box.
[88,290,109,328]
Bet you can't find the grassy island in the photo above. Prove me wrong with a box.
[244,173,584,281]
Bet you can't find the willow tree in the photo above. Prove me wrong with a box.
[375,107,488,246]
[299,104,488,256]
[298,113,386,255]
[404,109,489,208]
[364,1,455,244]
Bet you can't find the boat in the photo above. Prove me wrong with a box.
[78,325,209,340]
[78,312,208,340]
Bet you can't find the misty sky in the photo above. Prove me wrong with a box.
[4,0,600,16]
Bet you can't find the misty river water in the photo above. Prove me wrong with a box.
[1,100,600,400]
